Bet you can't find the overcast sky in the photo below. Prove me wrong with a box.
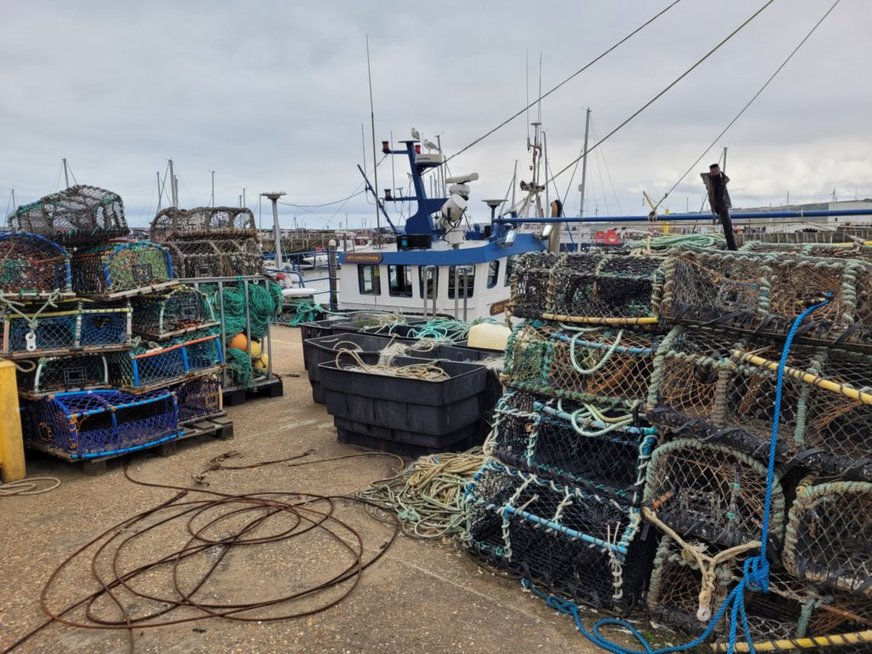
[1,0,869,230]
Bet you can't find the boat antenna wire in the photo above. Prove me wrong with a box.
[651,0,842,212]
[546,0,776,187]
[438,0,683,169]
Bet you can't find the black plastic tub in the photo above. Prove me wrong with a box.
[335,417,481,457]
[329,322,423,339]
[299,318,346,343]
[318,356,488,439]
[303,333,395,403]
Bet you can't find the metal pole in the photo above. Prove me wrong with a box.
[62,158,70,188]
[327,239,339,312]
[168,159,177,207]
[436,134,445,196]
[579,108,591,216]
[462,267,470,321]
[261,192,286,270]
[453,267,459,319]
[242,188,246,208]
[543,131,550,215]
[211,171,215,206]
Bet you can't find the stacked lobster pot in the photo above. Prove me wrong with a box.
[465,247,872,650]
[149,207,282,400]
[4,187,226,463]
[642,247,872,648]
[463,251,666,614]
[149,206,262,278]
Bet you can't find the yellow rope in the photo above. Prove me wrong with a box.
[540,313,659,325]
[734,351,872,405]
[712,629,872,652]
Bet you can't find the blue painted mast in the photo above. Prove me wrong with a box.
[378,140,447,236]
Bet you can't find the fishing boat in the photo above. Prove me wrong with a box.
[336,136,550,320]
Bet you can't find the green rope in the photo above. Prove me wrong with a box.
[623,233,724,251]
[208,280,283,341]
[358,449,486,539]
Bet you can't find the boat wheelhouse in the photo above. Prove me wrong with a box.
[338,138,548,319]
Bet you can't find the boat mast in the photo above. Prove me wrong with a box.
[62,158,70,188]
[579,108,591,216]
[366,36,381,248]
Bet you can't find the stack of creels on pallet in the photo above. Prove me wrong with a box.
[149,206,262,278]
[464,250,664,615]
[4,186,227,465]
[149,206,282,396]
[491,248,872,652]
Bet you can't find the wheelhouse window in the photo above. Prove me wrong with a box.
[388,264,413,298]
[487,260,500,288]
[357,264,381,295]
[419,266,438,299]
[504,255,520,286]
[448,265,475,299]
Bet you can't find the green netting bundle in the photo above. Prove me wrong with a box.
[205,279,283,341]
[224,346,253,388]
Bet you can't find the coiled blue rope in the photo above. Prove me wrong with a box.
[522,292,833,654]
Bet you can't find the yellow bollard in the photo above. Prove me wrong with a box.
[0,359,27,483]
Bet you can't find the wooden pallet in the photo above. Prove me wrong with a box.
[222,375,283,406]
[78,415,234,474]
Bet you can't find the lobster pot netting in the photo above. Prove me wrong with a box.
[660,249,872,348]
[1,300,132,358]
[647,326,872,480]
[164,237,262,279]
[23,389,179,460]
[509,251,664,324]
[72,241,173,296]
[508,252,561,319]
[504,322,659,409]
[784,481,872,597]
[0,232,71,297]
[9,186,128,246]
[643,439,786,550]
[647,536,872,645]
[490,391,659,504]
[17,353,110,398]
[131,286,216,339]
[172,374,223,423]
[547,252,664,323]
[150,206,257,240]
[109,328,223,392]
[463,461,656,613]
[741,240,872,264]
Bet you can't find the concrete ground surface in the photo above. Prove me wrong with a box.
[0,326,650,654]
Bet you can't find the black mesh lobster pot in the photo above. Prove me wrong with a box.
[0,232,72,298]
[9,186,128,246]
[463,460,656,614]
[489,390,659,504]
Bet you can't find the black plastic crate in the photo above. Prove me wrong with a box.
[304,333,500,404]
[319,355,488,439]
[299,317,346,342]
[335,416,481,457]
[303,333,395,402]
